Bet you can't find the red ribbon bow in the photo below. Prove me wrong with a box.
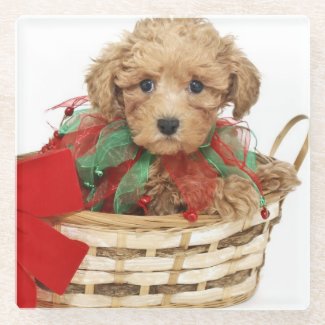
[17,149,89,308]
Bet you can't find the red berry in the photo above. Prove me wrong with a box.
[183,210,198,222]
[261,207,270,219]
[139,195,151,205]
[54,130,60,138]
[65,106,74,116]
[138,195,152,214]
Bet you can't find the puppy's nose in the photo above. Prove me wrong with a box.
[157,118,180,135]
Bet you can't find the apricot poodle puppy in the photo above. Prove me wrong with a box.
[86,18,299,219]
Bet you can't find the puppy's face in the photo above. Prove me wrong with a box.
[117,41,230,155]
[86,19,260,155]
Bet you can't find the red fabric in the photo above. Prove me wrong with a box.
[17,264,36,308]
[211,126,263,194]
[51,109,134,209]
[162,152,218,216]
[86,161,132,211]
[17,149,89,308]
[18,149,84,217]
[56,115,107,159]
[17,212,88,294]
[87,148,143,211]
[47,95,89,111]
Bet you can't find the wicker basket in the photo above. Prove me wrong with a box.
[36,115,308,308]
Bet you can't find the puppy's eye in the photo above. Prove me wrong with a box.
[189,80,204,94]
[140,79,155,93]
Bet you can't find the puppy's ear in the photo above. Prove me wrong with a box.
[224,38,260,120]
[86,43,126,120]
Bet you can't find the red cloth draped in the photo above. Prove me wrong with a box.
[17,149,89,308]
[162,152,219,221]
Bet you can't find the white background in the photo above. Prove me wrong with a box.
[16,16,309,310]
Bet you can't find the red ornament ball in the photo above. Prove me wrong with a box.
[183,210,198,222]
[138,195,152,214]
[65,106,74,116]
[261,207,270,220]
[139,195,151,205]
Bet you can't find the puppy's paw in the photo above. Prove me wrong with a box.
[146,188,185,216]
[207,175,259,221]
[257,160,300,195]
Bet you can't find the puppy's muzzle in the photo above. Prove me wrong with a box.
[157,118,180,135]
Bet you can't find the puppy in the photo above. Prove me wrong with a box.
[86,18,299,219]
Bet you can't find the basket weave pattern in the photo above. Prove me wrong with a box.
[37,196,281,308]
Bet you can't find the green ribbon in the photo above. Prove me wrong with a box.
[58,108,89,136]
[76,120,138,185]
[200,123,261,197]
[114,150,155,214]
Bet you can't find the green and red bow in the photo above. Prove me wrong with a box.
[45,96,269,222]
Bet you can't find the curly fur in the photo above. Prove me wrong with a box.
[86,18,299,220]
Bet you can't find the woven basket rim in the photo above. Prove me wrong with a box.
[55,191,283,234]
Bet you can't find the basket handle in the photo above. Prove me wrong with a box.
[269,114,309,172]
